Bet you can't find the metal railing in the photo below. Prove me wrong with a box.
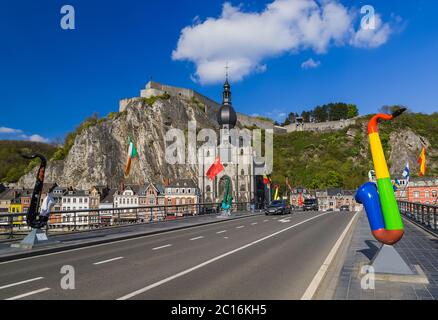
[398,201,438,233]
[0,202,252,240]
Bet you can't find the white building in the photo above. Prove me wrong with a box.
[61,190,91,227]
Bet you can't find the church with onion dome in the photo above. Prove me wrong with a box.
[197,77,257,205]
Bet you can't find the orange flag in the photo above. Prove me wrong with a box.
[418,147,427,177]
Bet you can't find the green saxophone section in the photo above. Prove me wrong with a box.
[377,177,404,231]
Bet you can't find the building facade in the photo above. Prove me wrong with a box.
[197,79,257,206]
[396,178,438,205]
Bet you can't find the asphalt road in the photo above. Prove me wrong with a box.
[0,211,355,300]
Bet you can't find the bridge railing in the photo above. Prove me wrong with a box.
[0,202,252,240]
[398,201,438,232]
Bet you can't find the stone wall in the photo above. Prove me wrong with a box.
[284,118,357,133]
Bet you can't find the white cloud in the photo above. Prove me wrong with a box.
[0,127,23,134]
[0,126,50,143]
[350,14,392,48]
[28,134,50,143]
[301,58,321,69]
[173,0,395,84]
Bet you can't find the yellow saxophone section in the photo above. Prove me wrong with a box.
[369,133,390,180]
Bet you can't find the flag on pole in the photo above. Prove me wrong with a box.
[263,175,271,185]
[206,157,224,181]
[124,136,138,176]
[418,147,427,177]
[392,179,401,191]
[402,161,410,182]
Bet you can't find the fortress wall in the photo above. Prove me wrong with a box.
[284,118,357,133]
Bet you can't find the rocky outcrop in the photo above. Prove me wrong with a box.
[388,129,434,176]
[18,96,217,190]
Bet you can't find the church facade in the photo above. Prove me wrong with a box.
[197,79,262,205]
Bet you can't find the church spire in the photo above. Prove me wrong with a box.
[222,64,232,106]
[217,66,237,129]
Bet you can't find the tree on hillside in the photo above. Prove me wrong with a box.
[313,105,329,122]
[347,104,359,119]
[301,111,311,123]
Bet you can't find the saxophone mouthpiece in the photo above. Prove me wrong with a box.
[391,107,407,119]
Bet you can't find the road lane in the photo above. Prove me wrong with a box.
[0,211,355,300]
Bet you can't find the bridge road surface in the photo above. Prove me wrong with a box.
[0,211,354,300]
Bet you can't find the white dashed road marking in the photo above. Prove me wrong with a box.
[93,257,124,265]
[5,288,50,300]
[190,236,204,241]
[0,277,44,291]
[152,244,172,251]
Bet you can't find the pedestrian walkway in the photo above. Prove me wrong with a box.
[333,211,438,300]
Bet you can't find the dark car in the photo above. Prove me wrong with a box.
[340,205,350,212]
[303,199,318,211]
[265,200,291,216]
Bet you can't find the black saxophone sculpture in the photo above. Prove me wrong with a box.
[21,153,50,229]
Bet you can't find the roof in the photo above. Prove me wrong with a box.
[101,189,117,204]
[167,179,198,189]
[139,183,165,195]
[63,190,90,197]
[0,189,17,201]
[327,188,343,196]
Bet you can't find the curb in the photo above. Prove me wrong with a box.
[0,212,262,263]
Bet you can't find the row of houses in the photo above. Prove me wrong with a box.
[0,180,200,228]
[288,188,360,212]
[394,177,438,205]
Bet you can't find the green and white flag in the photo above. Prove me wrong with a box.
[124,136,138,176]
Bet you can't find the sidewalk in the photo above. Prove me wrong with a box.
[0,211,261,262]
[332,211,438,300]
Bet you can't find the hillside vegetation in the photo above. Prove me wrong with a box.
[0,141,57,183]
[272,112,438,191]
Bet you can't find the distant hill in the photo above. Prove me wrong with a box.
[0,140,57,183]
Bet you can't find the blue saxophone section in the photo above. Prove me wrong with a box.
[355,182,385,232]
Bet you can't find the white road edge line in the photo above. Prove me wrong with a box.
[301,212,359,300]
[93,257,124,265]
[0,214,263,265]
[236,226,245,229]
[117,212,329,300]
[216,230,227,234]
[190,236,204,241]
[0,277,44,290]
[5,287,50,300]
[251,222,258,225]
[152,244,172,251]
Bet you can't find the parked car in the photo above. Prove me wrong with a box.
[265,200,291,215]
[340,205,350,212]
[303,199,318,211]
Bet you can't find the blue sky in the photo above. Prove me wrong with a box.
[0,0,437,143]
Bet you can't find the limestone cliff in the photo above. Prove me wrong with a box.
[18,96,217,189]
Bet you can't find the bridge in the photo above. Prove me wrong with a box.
[0,202,437,300]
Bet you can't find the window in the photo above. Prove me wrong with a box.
[414,191,420,198]
[433,190,437,198]
[79,198,82,203]
[85,198,88,203]
[425,190,430,198]
[73,198,76,204]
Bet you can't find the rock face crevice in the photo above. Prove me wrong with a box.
[18,97,217,189]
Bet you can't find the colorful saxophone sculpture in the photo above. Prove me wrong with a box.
[355,108,407,245]
[221,176,233,212]
[21,153,48,229]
